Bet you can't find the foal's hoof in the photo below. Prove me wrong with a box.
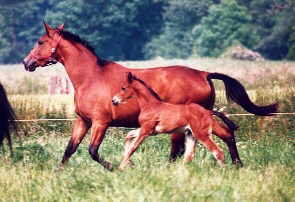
[54,164,66,172]
[118,165,125,171]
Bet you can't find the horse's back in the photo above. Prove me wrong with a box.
[131,65,213,106]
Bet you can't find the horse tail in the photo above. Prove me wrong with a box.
[212,111,238,131]
[0,83,17,155]
[207,73,278,116]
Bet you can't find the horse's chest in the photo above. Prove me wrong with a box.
[74,92,109,119]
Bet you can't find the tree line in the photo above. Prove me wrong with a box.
[0,0,294,64]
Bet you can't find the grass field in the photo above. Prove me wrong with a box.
[0,58,294,201]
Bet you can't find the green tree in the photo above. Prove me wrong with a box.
[236,0,295,60]
[193,0,256,57]
[45,0,165,60]
[0,0,58,63]
[253,0,295,59]
[144,0,215,59]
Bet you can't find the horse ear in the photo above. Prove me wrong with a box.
[127,72,133,84]
[43,21,54,37]
[57,24,64,32]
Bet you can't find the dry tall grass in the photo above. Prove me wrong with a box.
[1,58,294,119]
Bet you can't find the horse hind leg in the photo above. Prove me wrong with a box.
[212,119,243,166]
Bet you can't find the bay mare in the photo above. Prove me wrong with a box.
[112,73,239,170]
[23,23,277,170]
[0,83,17,155]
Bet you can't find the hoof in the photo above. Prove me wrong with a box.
[103,161,114,171]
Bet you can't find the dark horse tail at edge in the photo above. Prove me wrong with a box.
[0,83,17,155]
[208,73,278,116]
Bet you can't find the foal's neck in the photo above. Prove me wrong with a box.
[132,80,161,108]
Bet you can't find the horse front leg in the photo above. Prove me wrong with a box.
[170,133,185,162]
[61,116,90,166]
[88,122,113,171]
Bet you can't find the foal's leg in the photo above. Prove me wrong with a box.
[191,122,225,165]
[119,126,153,170]
[124,129,140,155]
[88,122,113,171]
[212,120,243,166]
[61,116,90,166]
[183,129,197,163]
[198,134,225,165]
[123,129,141,166]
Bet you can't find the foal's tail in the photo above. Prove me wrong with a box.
[207,73,278,116]
[212,111,238,132]
[0,83,17,155]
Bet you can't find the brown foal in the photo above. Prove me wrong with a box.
[112,73,237,170]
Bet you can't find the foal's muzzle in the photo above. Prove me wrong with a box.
[112,96,121,106]
[112,99,119,106]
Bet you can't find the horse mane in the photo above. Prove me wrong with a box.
[0,83,17,153]
[60,30,110,66]
[132,76,162,101]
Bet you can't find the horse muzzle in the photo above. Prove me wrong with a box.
[23,58,38,72]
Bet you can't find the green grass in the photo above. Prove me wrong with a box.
[0,127,293,202]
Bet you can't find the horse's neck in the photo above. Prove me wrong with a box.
[57,40,123,91]
[132,80,161,108]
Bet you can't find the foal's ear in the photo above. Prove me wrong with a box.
[127,72,133,84]
[56,24,64,32]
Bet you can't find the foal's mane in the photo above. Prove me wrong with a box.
[60,30,110,66]
[132,76,162,101]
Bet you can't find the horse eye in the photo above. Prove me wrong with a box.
[38,40,44,45]
[121,87,126,90]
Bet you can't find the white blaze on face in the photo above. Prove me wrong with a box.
[112,95,122,105]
